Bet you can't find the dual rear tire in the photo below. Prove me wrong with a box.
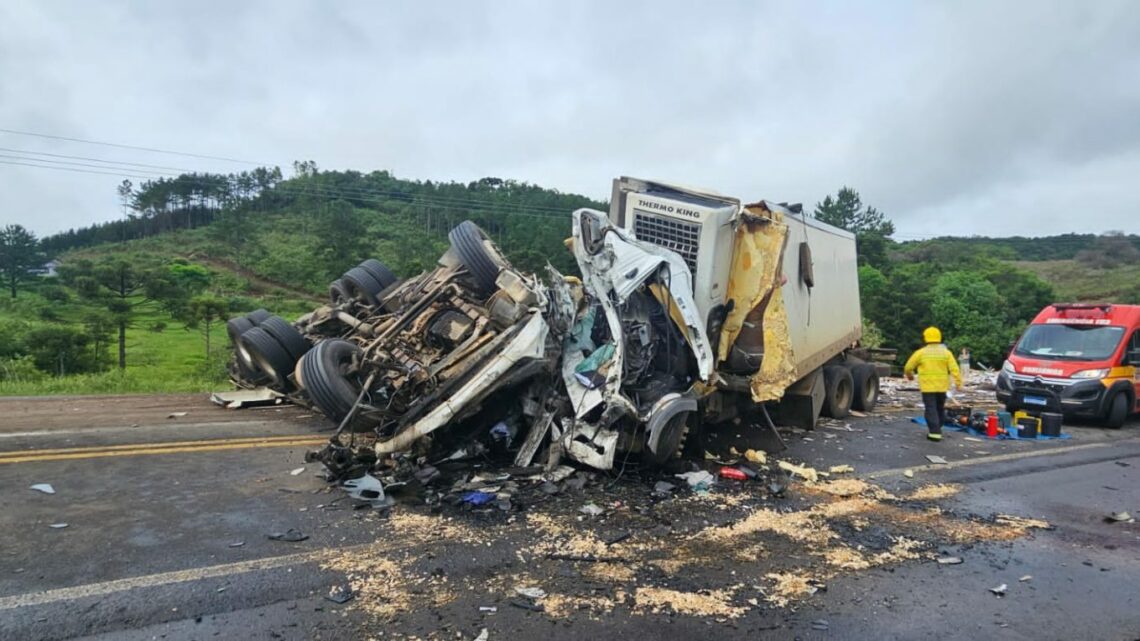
[228,311,311,391]
[822,363,879,419]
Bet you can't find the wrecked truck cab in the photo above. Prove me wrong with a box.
[558,208,715,468]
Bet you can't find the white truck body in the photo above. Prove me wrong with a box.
[608,177,863,421]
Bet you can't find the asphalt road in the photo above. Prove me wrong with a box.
[1,394,1138,640]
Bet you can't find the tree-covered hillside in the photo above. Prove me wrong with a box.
[43,163,605,290]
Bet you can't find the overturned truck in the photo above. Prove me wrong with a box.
[226,177,876,473]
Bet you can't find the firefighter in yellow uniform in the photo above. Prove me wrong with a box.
[904,327,963,442]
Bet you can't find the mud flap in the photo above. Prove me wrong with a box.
[775,368,825,431]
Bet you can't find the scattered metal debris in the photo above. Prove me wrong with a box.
[579,503,605,517]
[925,455,948,465]
[325,585,356,604]
[48,523,68,529]
[266,528,308,542]
[210,388,282,409]
[29,483,55,495]
[514,586,546,600]
[989,583,1008,596]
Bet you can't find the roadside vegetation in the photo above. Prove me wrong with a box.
[2,163,1136,394]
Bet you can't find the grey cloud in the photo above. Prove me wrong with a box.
[1,1,1137,240]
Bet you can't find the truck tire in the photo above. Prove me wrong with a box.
[301,339,371,431]
[226,316,255,349]
[329,279,350,304]
[642,410,691,467]
[259,316,311,362]
[239,327,296,390]
[1105,392,1129,429]
[822,365,853,419]
[851,363,880,412]
[448,220,507,294]
[246,309,272,325]
[342,267,384,306]
[359,259,398,290]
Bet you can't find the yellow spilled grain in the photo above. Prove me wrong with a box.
[906,483,962,501]
[541,593,620,619]
[763,572,821,607]
[634,587,746,618]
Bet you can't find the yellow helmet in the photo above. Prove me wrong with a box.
[923,327,942,343]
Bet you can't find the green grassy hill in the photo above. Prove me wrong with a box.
[1011,260,1140,304]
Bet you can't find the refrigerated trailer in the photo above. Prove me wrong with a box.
[606,177,875,434]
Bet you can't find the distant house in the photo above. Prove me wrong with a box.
[29,259,61,278]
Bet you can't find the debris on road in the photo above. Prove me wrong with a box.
[473,629,489,641]
[989,583,1008,596]
[48,523,69,529]
[266,528,309,542]
[289,466,305,476]
[718,466,749,481]
[579,503,605,517]
[676,470,715,492]
[744,449,767,464]
[514,586,547,600]
[167,412,188,419]
[228,541,245,548]
[210,388,283,409]
[29,483,55,494]
[341,474,389,508]
[936,556,963,565]
[325,585,356,604]
[828,464,855,474]
[925,455,948,465]
[1105,511,1134,523]
[904,469,915,478]
[778,460,820,482]
[995,514,1053,530]
[1019,575,1033,582]
[462,491,495,506]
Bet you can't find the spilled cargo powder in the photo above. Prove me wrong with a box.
[634,586,746,618]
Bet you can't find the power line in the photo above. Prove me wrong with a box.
[0,127,268,166]
[0,154,173,177]
[0,159,162,180]
[0,146,197,173]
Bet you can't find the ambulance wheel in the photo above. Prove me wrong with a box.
[1104,393,1128,429]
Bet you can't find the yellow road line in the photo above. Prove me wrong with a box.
[0,434,326,459]
[0,437,327,464]
[865,441,1112,479]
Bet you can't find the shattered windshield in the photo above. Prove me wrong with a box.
[1014,324,1124,361]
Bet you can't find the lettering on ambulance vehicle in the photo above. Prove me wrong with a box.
[1022,367,1064,376]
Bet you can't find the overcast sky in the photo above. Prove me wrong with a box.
[2,1,1138,240]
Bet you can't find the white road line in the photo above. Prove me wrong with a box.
[866,441,1119,479]
[0,546,364,610]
